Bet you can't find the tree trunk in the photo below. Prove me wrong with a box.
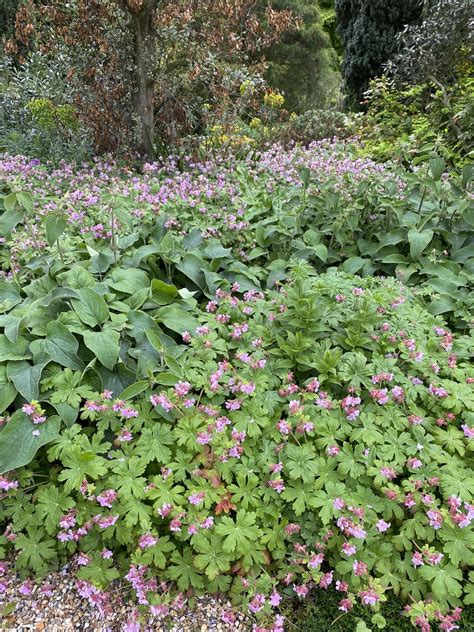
[134,0,156,159]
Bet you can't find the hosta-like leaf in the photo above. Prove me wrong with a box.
[45,321,83,370]
[0,335,30,361]
[71,287,109,327]
[6,361,47,401]
[408,228,433,261]
[0,412,60,474]
[83,329,120,369]
[156,305,200,335]
[44,215,67,246]
[108,268,149,294]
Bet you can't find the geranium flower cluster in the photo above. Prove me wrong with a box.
[1,268,472,632]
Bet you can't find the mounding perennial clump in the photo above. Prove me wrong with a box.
[1,261,473,631]
[0,143,473,630]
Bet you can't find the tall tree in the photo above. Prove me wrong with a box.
[264,0,341,111]
[8,0,294,157]
[335,0,422,107]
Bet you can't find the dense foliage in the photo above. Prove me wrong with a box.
[0,144,473,631]
[1,2,473,631]
[388,0,474,86]
[288,585,474,631]
[357,70,474,165]
[3,0,294,158]
[335,0,422,106]
[264,0,341,111]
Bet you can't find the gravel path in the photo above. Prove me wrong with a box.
[0,562,251,631]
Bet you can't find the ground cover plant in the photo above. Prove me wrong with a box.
[1,144,472,327]
[0,143,473,631]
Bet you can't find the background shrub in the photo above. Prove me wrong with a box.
[0,53,92,164]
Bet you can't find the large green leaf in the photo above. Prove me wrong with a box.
[0,314,22,343]
[45,321,84,370]
[0,335,30,361]
[119,380,149,400]
[45,215,67,246]
[0,411,61,474]
[203,240,232,259]
[83,329,120,369]
[0,377,17,413]
[429,157,445,181]
[6,361,47,401]
[71,287,109,327]
[0,209,24,236]
[51,402,79,427]
[151,279,178,304]
[16,191,33,213]
[341,256,365,274]
[408,228,433,261]
[108,268,150,294]
[0,281,22,309]
[156,305,199,334]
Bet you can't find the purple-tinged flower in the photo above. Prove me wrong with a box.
[308,553,324,568]
[174,381,191,397]
[412,552,424,567]
[268,479,285,493]
[196,432,212,445]
[118,428,133,442]
[339,598,353,612]
[150,604,170,618]
[222,611,236,624]
[293,584,309,599]
[428,384,449,398]
[269,590,281,607]
[150,393,173,411]
[461,424,474,439]
[352,560,367,576]
[96,489,118,508]
[157,503,173,518]
[249,593,266,612]
[77,553,90,566]
[342,542,357,556]
[188,492,205,505]
[138,533,157,549]
[375,519,390,533]
[407,457,422,470]
[95,514,119,529]
[319,571,333,588]
[333,498,345,510]
[427,509,443,529]
[359,589,380,606]
[19,580,34,595]
[380,467,397,480]
[0,476,18,491]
